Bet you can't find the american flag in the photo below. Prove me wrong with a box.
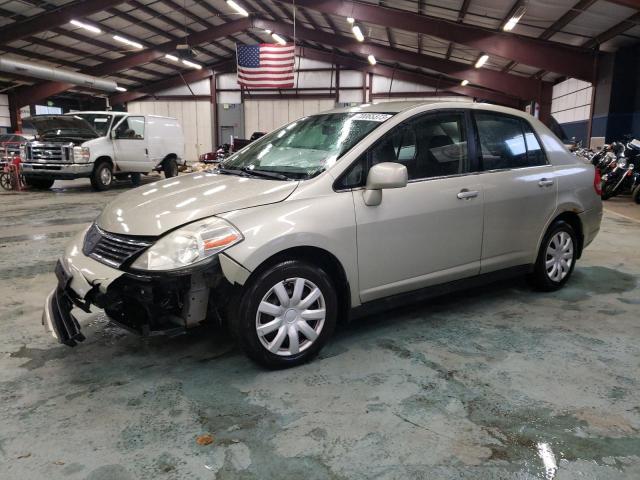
[236,43,295,88]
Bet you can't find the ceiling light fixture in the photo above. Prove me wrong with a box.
[69,19,102,34]
[115,86,127,92]
[352,25,364,42]
[475,54,489,68]
[347,17,355,24]
[461,80,469,86]
[265,29,272,34]
[367,54,376,65]
[271,33,287,45]
[503,5,527,31]
[113,35,143,49]
[165,54,179,61]
[182,59,202,69]
[227,0,249,17]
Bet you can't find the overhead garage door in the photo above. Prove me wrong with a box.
[128,100,213,163]
[244,99,336,136]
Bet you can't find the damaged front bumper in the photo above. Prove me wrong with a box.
[42,228,248,346]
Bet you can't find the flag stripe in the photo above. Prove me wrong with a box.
[237,42,295,90]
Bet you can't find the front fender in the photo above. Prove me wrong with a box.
[219,192,360,306]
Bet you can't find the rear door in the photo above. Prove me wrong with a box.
[112,116,149,172]
[348,110,485,303]
[473,111,557,273]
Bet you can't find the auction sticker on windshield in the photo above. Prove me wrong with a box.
[351,113,393,122]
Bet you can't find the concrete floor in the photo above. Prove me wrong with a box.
[1,177,640,480]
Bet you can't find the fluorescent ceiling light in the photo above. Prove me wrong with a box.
[503,6,527,31]
[70,19,102,34]
[182,59,202,69]
[367,54,376,65]
[347,17,355,24]
[271,33,286,45]
[265,29,272,34]
[165,54,179,61]
[475,54,489,68]
[461,80,469,86]
[352,25,364,42]
[113,35,143,49]
[227,0,249,17]
[115,86,127,92]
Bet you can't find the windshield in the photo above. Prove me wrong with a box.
[221,112,394,179]
[72,114,113,136]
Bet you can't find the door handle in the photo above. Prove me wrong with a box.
[457,189,479,200]
[145,148,149,155]
[538,178,554,187]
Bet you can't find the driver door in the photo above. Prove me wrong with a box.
[112,116,148,172]
[349,111,484,303]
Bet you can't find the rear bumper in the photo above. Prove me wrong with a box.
[579,205,603,250]
[22,162,92,179]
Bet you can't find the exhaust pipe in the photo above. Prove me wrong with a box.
[0,56,119,92]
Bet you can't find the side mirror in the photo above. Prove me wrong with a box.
[363,162,408,206]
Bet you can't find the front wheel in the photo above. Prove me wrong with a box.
[601,181,617,200]
[163,157,178,178]
[90,160,113,191]
[529,220,577,291]
[232,260,337,369]
[632,185,640,204]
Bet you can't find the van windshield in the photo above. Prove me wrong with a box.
[220,112,394,180]
[72,114,113,136]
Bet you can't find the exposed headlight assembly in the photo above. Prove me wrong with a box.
[131,217,243,271]
[73,146,91,163]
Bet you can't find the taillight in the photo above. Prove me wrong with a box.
[594,167,602,195]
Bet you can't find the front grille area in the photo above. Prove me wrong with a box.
[83,224,153,268]
[25,142,72,163]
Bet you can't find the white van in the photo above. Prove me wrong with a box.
[20,112,185,190]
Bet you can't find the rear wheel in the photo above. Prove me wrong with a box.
[529,220,577,291]
[24,176,54,190]
[90,160,113,191]
[601,181,616,200]
[231,260,337,369]
[632,185,640,204]
[163,157,178,178]
[131,172,142,186]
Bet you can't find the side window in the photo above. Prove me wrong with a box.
[474,112,527,170]
[370,124,417,177]
[115,116,145,139]
[413,113,467,178]
[521,120,547,166]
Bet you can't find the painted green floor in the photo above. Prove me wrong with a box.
[1,178,639,479]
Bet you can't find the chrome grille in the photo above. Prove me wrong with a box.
[25,142,72,163]
[82,224,153,268]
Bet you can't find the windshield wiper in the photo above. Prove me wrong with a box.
[241,167,291,181]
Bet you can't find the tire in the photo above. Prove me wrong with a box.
[90,160,113,191]
[24,176,54,189]
[231,260,338,369]
[601,181,616,200]
[131,173,142,186]
[632,185,640,204]
[163,157,178,178]
[529,220,577,292]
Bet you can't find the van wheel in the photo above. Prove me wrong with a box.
[632,185,640,204]
[131,173,142,186]
[90,160,113,191]
[163,157,178,178]
[231,260,337,369]
[529,220,577,291]
[24,176,54,189]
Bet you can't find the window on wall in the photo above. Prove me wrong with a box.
[474,112,547,170]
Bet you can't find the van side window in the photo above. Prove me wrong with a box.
[115,116,145,139]
[474,112,527,170]
[521,120,547,166]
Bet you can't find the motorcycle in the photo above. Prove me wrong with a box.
[601,155,636,200]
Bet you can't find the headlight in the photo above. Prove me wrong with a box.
[73,146,90,163]
[19,145,26,160]
[130,217,243,271]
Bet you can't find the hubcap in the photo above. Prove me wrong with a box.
[100,167,112,185]
[545,231,574,282]
[256,277,326,357]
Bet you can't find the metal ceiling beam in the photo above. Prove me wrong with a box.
[605,0,640,8]
[300,47,521,107]
[253,17,547,100]
[582,11,640,49]
[281,0,596,81]
[0,0,125,44]
[191,0,264,44]
[12,17,252,107]
[539,0,598,40]
[110,58,236,105]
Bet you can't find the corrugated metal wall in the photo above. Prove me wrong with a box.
[244,99,336,135]
[128,99,212,162]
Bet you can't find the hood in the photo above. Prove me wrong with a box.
[23,115,98,141]
[97,172,299,236]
